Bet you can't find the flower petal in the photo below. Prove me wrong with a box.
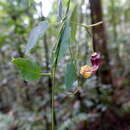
[91,52,101,66]
[80,65,92,78]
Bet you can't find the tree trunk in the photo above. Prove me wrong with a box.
[89,0,112,84]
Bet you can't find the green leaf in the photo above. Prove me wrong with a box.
[64,62,77,90]
[25,21,48,54]
[64,0,70,18]
[58,23,71,61]
[57,0,62,21]
[12,58,42,81]
[17,0,33,7]
[70,5,78,42]
[18,0,28,5]
[53,22,71,67]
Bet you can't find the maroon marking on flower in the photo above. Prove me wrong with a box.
[91,52,101,66]
[90,52,101,73]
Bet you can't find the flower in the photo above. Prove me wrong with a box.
[80,65,93,78]
[80,52,101,78]
[91,52,101,66]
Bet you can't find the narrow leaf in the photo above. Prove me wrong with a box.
[57,0,62,22]
[25,21,48,54]
[64,0,70,18]
[64,62,77,90]
[58,23,71,61]
[18,0,31,6]
[53,22,71,67]
[70,5,78,42]
[12,58,42,81]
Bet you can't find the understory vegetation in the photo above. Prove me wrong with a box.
[0,0,130,129]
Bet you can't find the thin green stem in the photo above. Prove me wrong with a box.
[70,21,103,29]
[51,68,56,130]
[50,21,103,29]
[50,1,71,129]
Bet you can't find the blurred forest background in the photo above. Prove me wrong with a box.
[0,0,130,129]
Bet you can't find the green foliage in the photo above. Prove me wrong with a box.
[17,0,34,6]
[58,23,71,61]
[57,0,63,21]
[53,22,71,67]
[25,21,49,54]
[1,0,130,129]
[70,5,78,42]
[64,62,77,90]
[12,58,42,81]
